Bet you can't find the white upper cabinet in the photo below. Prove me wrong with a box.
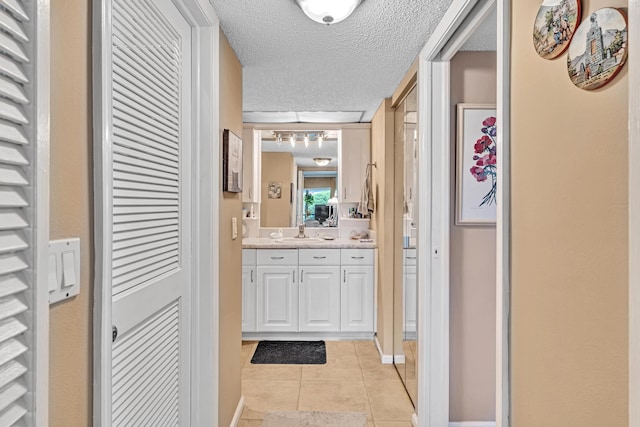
[339,128,371,203]
[242,127,260,203]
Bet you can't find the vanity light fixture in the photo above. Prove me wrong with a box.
[290,135,295,147]
[295,0,362,25]
[304,133,310,148]
[313,157,331,167]
[318,134,323,148]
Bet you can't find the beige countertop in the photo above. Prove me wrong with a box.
[242,237,377,249]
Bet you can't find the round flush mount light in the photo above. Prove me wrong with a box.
[313,157,332,167]
[295,0,362,25]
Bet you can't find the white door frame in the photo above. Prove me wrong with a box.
[415,0,510,425]
[629,1,639,426]
[92,1,220,425]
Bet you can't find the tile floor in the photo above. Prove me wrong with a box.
[239,340,415,427]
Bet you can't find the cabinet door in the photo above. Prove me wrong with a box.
[340,128,370,203]
[257,266,298,332]
[404,264,417,333]
[299,266,341,332]
[242,266,256,332]
[341,266,374,332]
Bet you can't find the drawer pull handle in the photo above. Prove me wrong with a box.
[270,256,284,260]
[406,256,416,260]
[351,256,364,259]
[301,270,303,283]
[313,256,326,259]
[250,270,253,282]
[293,271,296,283]
[344,270,346,282]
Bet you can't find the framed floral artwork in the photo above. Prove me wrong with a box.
[456,104,497,225]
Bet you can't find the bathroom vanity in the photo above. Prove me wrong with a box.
[242,238,376,340]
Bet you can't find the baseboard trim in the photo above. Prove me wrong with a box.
[449,422,496,427]
[229,395,245,427]
[374,335,394,364]
[411,413,419,427]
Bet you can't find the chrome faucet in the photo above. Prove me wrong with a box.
[296,223,307,238]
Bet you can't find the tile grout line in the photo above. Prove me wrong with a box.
[355,343,377,424]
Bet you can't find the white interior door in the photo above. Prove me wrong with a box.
[109,0,192,425]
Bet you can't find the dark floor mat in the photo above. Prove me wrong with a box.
[250,340,326,365]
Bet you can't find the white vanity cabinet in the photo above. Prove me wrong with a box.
[298,249,341,332]
[340,249,375,332]
[403,249,417,334]
[242,249,257,332]
[242,127,260,203]
[256,249,298,332]
[340,128,371,203]
[244,247,375,337]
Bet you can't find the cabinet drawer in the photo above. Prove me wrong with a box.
[340,249,374,265]
[299,249,340,265]
[257,249,298,265]
[404,249,417,266]
[243,249,256,266]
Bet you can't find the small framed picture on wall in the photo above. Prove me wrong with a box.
[456,104,497,225]
[222,129,243,193]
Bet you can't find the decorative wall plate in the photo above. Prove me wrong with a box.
[533,0,581,59]
[567,8,627,91]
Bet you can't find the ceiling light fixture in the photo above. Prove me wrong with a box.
[313,157,331,167]
[295,0,362,25]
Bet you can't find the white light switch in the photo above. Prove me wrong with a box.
[232,217,238,240]
[62,251,76,288]
[49,238,80,304]
[48,253,58,293]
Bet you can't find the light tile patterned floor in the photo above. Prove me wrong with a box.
[239,340,415,427]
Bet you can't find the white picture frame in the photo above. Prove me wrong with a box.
[456,103,497,225]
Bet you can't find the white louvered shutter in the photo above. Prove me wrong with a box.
[0,0,41,426]
[108,0,192,425]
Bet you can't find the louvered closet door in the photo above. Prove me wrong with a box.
[0,0,39,425]
[110,0,192,425]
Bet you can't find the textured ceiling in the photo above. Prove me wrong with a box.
[211,0,496,122]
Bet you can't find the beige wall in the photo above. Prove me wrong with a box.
[449,51,497,422]
[303,177,337,196]
[371,99,397,355]
[49,0,93,425]
[511,1,628,425]
[260,152,294,227]
[219,31,244,427]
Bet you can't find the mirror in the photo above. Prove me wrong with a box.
[393,85,418,406]
[260,130,339,228]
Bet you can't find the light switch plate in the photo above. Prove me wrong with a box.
[232,217,238,240]
[49,238,81,304]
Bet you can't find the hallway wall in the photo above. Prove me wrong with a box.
[511,0,628,425]
[449,51,497,422]
[49,0,93,425]
[219,30,244,427]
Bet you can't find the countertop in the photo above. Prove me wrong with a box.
[242,237,377,249]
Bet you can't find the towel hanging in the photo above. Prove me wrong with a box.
[358,163,375,216]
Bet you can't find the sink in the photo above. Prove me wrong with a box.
[275,237,324,243]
